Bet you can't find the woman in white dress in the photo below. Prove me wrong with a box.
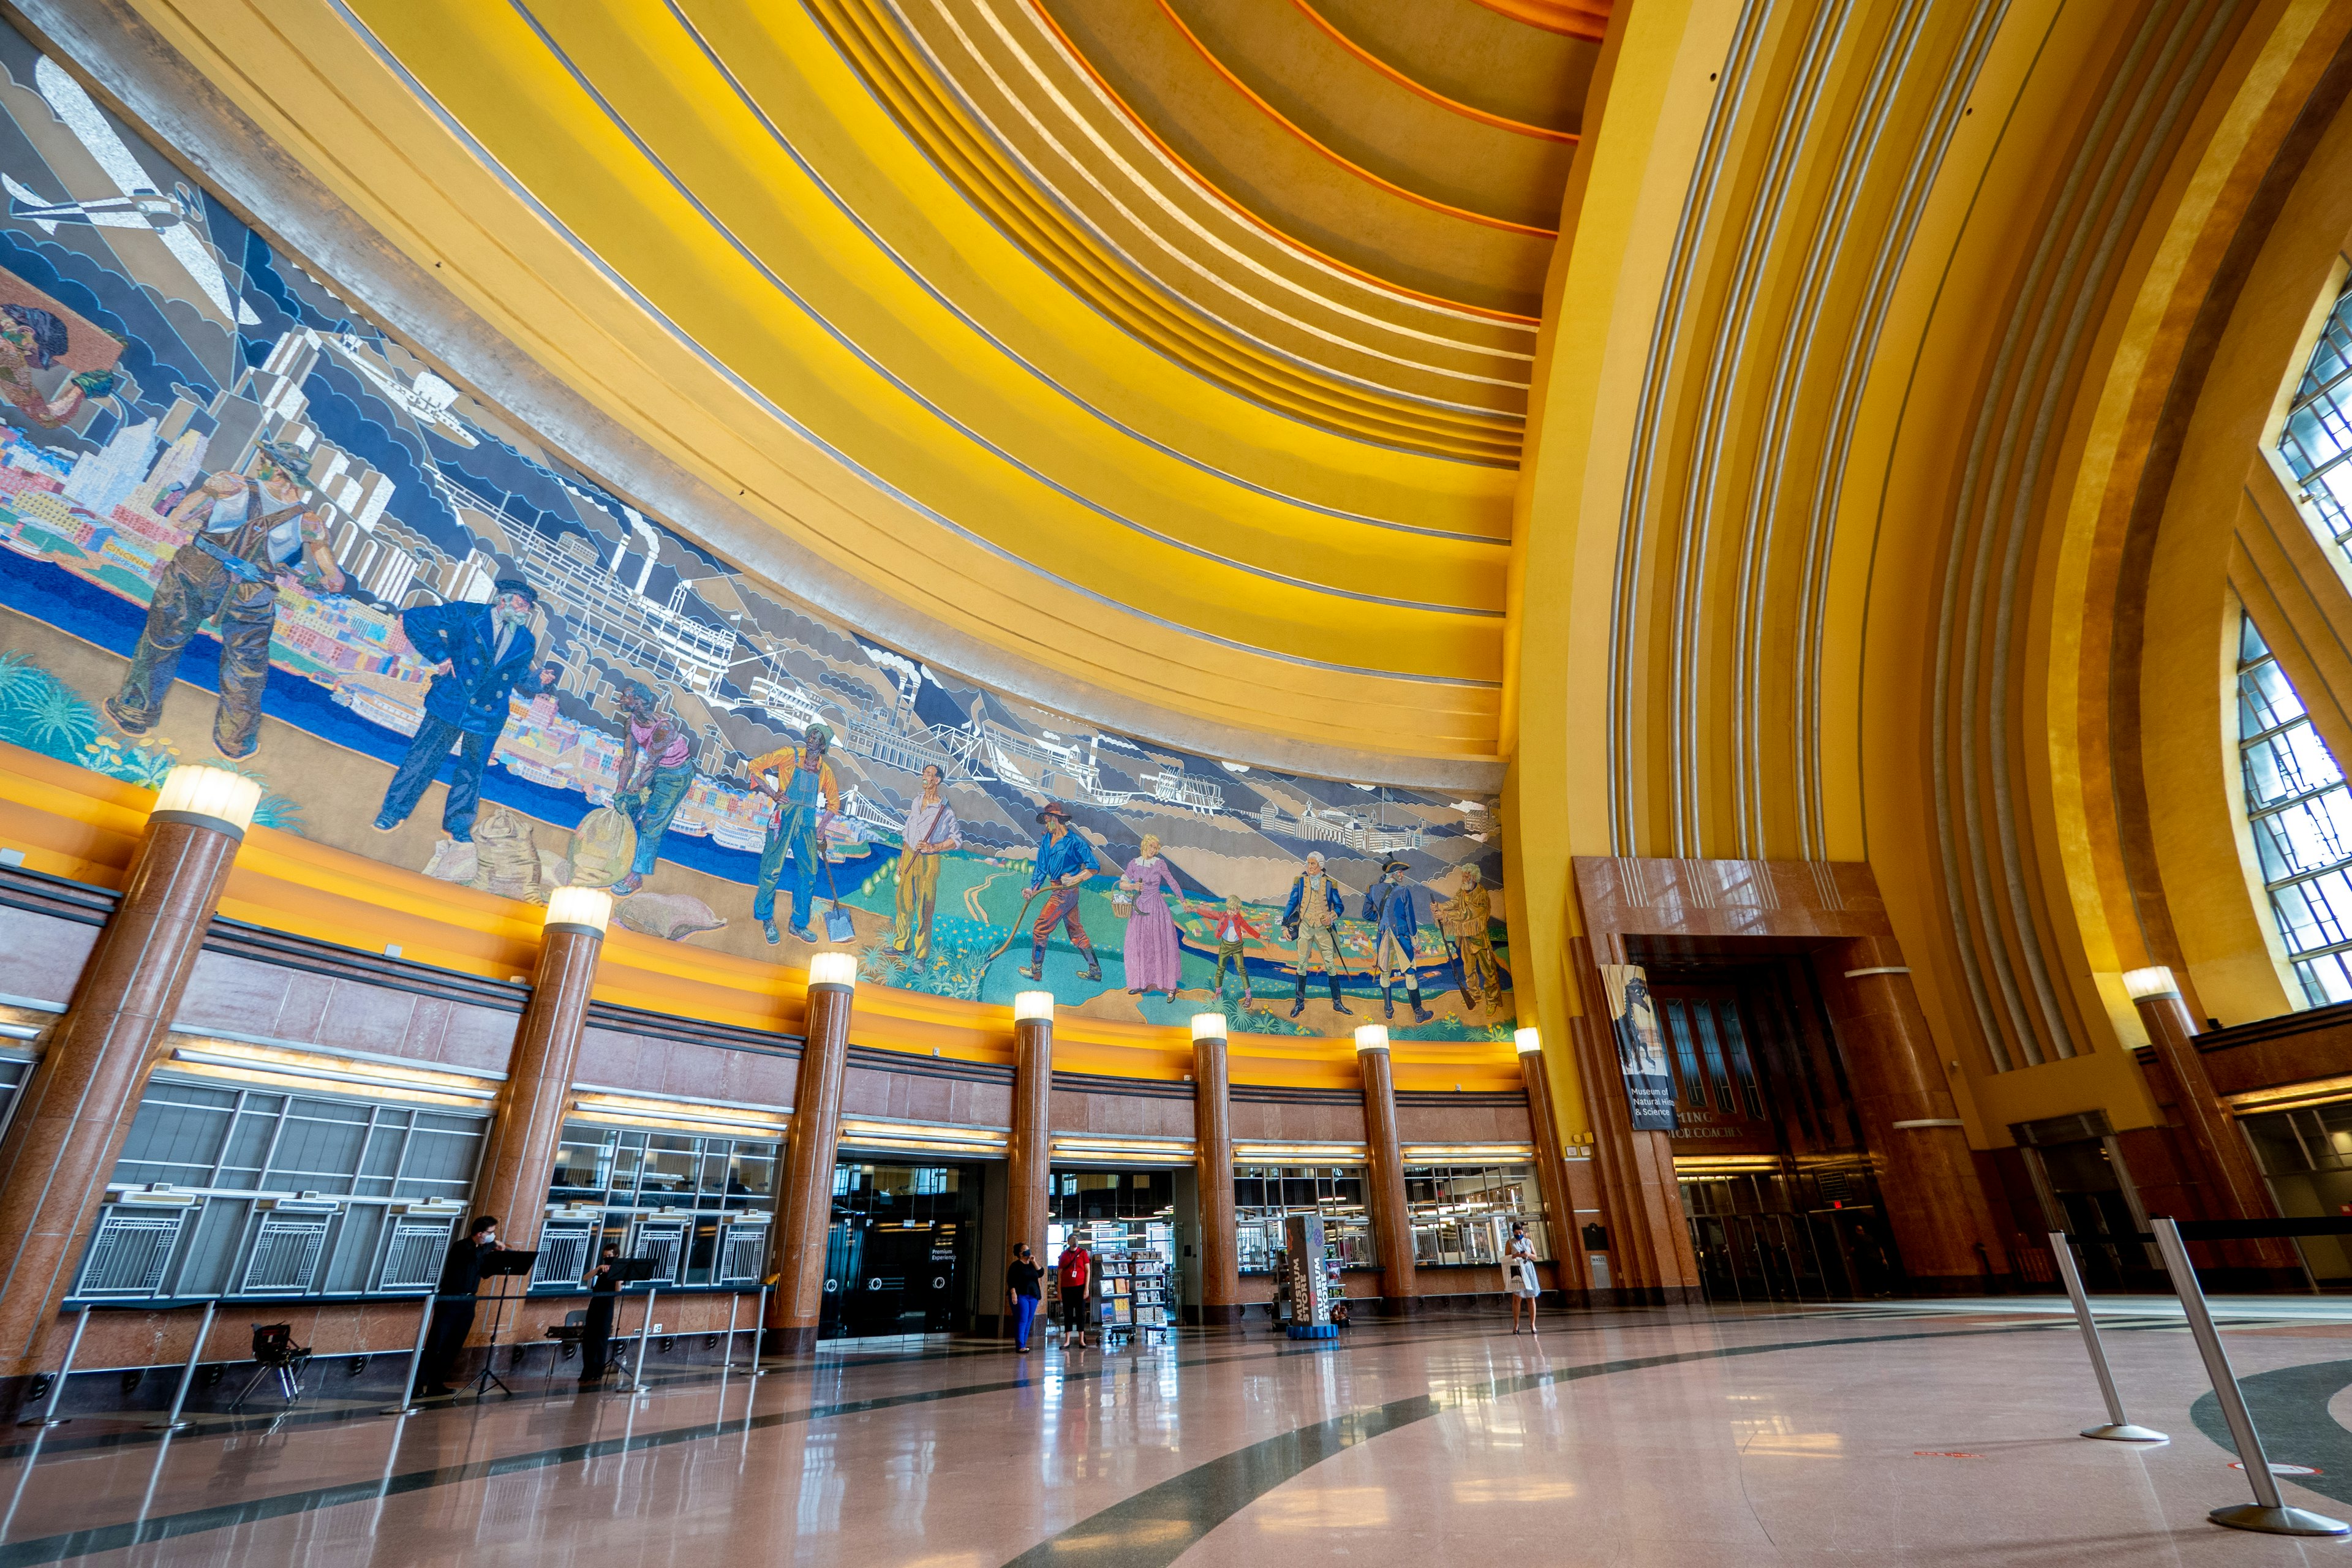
[1506,1221,1542,1334]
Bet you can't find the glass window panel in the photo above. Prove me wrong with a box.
[1662,1001,1707,1108]
[1692,1006,1736,1114]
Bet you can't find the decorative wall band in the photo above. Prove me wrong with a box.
[1842,966,1910,978]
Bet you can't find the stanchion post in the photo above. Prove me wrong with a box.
[148,1300,217,1432]
[623,1284,659,1393]
[723,1293,738,1372]
[381,1293,436,1417]
[17,1306,91,1428]
[746,1286,769,1376]
[2048,1232,2165,1442]
[2150,1217,2347,1537]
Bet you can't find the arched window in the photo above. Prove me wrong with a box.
[2237,615,2352,1003]
[2277,290,2352,557]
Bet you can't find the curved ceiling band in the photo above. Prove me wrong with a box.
[1466,0,1609,42]
[1286,0,1580,145]
[1148,0,1560,240]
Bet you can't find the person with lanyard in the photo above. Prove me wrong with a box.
[107,442,341,761]
[578,1242,622,1385]
[748,721,843,943]
[1005,1243,1044,1354]
[1054,1234,1095,1351]
[418,1215,500,1396]
[372,579,555,842]
[1019,802,1113,984]
[609,684,693,896]
[892,763,962,967]
[1506,1221,1542,1335]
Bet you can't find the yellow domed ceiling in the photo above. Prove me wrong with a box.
[107,0,1610,777]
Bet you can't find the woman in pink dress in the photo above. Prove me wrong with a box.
[1119,834,1185,1000]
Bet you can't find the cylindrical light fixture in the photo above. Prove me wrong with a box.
[543,886,612,935]
[1191,1012,1228,1041]
[1354,1023,1389,1053]
[1513,1027,1541,1055]
[1013,990,1055,1022]
[152,764,262,837]
[807,949,858,990]
[2121,966,2180,1001]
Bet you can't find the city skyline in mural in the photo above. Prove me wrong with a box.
[0,23,1510,1040]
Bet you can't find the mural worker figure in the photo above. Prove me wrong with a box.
[1211,894,1262,1008]
[1281,850,1351,1020]
[371,579,552,843]
[749,721,840,945]
[1018,801,1107,984]
[609,684,692,897]
[1435,865,1504,1019]
[1363,859,1433,1023]
[892,763,961,966]
[105,443,341,761]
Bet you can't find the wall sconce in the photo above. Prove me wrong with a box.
[1191,1013,1227,1042]
[152,764,262,836]
[1013,990,1054,1022]
[1513,1027,1541,1055]
[807,949,858,990]
[1353,1024,1389,1053]
[2120,966,2179,1001]
[543,886,612,935]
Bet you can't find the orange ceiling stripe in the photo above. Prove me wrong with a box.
[1466,0,1611,42]
[1150,0,1559,240]
[1289,0,1580,145]
[1020,0,1540,325]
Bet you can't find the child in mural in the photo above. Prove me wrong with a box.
[1018,801,1112,984]
[370,580,554,842]
[0,301,117,426]
[1435,864,1504,1018]
[104,443,342,761]
[892,763,960,966]
[1363,859,1434,1023]
[1211,894,1262,1008]
[1117,833,1185,1002]
[748,721,840,945]
[609,683,692,897]
[1281,850,1351,1020]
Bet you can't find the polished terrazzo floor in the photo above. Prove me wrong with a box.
[5,1298,2352,1566]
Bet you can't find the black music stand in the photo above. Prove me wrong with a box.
[469,1250,540,1398]
[606,1258,662,1391]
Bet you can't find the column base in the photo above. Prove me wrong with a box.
[764,1326,821,1357]
[1374,1295,1416,1319]
[1192,1303,1246,1327]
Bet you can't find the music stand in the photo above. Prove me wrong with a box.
[469,1250,540,1398]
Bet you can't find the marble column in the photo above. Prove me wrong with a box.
[1820,937,2003,1292]
[1006,992,1055,1272]
[768,952,858,1355]
[1191,1014,1239,1326]
[468,888,611,1259]
[0,767,258,1381]
[1514,1029,1585,1300]
[1355,1027,1415,1313]
[2124,966,2302,1285]
[1568,941,1700,1305]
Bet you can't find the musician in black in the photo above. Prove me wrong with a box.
[579,1242,622,1385]
[417,1215,500,1396]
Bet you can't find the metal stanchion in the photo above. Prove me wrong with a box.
[745,1286,769,1376]
[2150,1217,2347,1537]
[380,1294,437,1417]
[2047,1232,2164,1442]
[722,1294,738,1372]
[17,1306,92,1428]
[618,1284,659,1393]
[147,1300,218,1433]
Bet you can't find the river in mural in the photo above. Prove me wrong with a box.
[0,20,1509,1040]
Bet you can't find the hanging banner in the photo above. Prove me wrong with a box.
[1599,964,1679,1132]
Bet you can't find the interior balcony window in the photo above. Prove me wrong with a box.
[2238,615,2352,1003]
[2278,288,2352,562]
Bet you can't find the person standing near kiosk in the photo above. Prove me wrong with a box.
[1055,1234,1094,1351]
[418,1216,500,1396]
[579,1242,622,1385]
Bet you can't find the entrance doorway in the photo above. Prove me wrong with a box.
[820,1160,981,1340]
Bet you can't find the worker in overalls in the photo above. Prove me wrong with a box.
[105,443,339,761]
[748,721,841,944]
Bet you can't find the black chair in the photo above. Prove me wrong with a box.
[230,1323,312,1411]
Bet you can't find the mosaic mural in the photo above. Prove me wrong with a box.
[0,23,1510,1039]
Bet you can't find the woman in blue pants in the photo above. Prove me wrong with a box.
[1005,1243,1044,1352]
